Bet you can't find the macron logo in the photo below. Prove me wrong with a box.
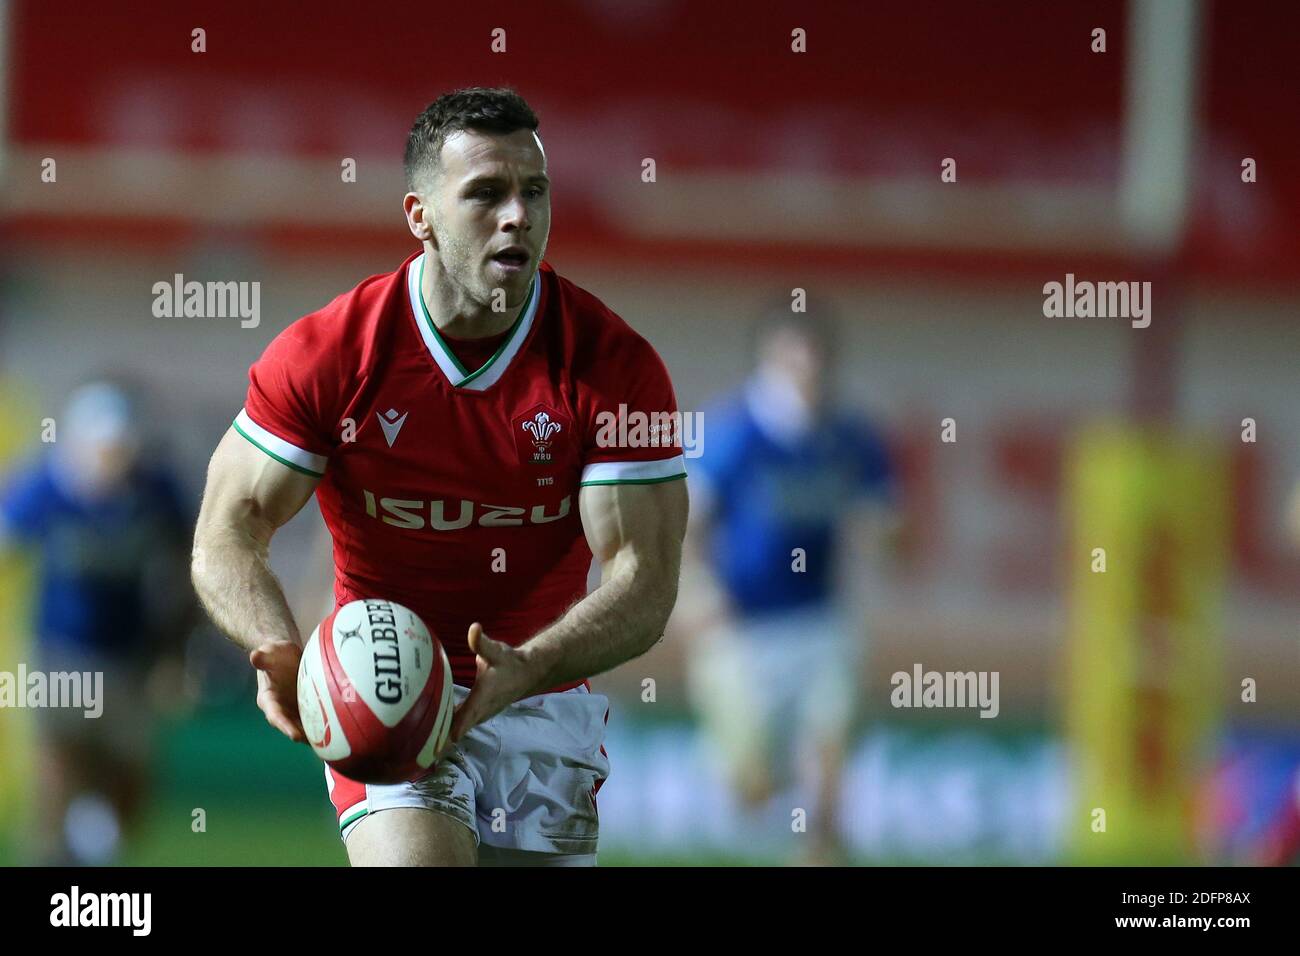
[376,409,409,447]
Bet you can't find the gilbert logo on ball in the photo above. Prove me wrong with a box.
[297,598,453,784]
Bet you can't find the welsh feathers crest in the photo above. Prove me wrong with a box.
[511,403,571,466]
[522,410,562,455]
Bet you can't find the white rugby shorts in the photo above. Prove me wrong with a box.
[687,606,862,785]
[325,684,610,860]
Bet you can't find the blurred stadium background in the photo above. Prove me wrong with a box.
[1,0,1298,865]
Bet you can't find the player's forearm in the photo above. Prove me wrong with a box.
[191,524,302,652]
[520,559,679,692]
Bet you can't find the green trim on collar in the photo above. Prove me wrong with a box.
[415,255,536,388]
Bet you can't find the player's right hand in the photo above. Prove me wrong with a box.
[250,641,306,743]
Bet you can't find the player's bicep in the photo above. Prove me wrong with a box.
[196,425,320,546]
[579,478,688,579]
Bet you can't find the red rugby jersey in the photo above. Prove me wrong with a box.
[235,251,686,689]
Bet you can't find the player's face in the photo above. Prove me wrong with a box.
[430,128,551,310]
[764,326,828,409]
[61,436,138,499]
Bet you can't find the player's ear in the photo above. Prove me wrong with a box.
[403,192,436,245]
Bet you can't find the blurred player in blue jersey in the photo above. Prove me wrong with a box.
[679,303,898,864]
[0,380,195,864]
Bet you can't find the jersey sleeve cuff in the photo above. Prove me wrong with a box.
[579,455,687,486]
[233,409,328,478]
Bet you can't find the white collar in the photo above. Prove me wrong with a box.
[406,252,541,391]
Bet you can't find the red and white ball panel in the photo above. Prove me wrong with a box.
[298,631,352,764]
[296,598,453,784]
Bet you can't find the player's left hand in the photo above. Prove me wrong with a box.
[444,623,538,751]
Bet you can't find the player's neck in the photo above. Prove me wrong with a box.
[421,257,525,340]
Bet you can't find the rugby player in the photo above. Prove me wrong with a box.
[679,306,896,864]
[191,87,688,866]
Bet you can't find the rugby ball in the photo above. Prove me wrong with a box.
[296,598,453,784]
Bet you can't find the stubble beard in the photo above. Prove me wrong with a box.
[431,219,546,315]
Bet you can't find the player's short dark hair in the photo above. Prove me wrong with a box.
[404,87,540,190]
[751,295,839,361]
